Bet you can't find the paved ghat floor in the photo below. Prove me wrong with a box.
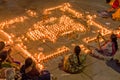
[0,0,120,80]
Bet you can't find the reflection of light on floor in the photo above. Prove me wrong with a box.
[44,3,83,19]
[0,16,28,29]
[26,15,86,42]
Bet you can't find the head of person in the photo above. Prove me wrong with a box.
[74,46,81,56]
[0,41,5,51]
[25,57,34,69]
[74,46,81,65]
[0,51,8,62]
[110,33,117,40]
[110,34,118,51]
[106,0,111,3]
[0,51,8,68]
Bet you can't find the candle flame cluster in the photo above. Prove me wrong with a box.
[80,45,91,54]
[26,3,86,42]
[83,28,120,43]
[43,3,71,15]
[1,2,120,70]
[15,44,44,70]
[83,15,113,43]
[26,15,86,42]
[26,9,37,17]
[34,46,70,63]
[0,16,28,29]
[44,3,83,19]
[0,30,13,45]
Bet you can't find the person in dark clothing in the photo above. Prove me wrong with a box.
[20,57,51,80]
[0,41,5,52]
[61,46,86,74]
[20,57,40,80]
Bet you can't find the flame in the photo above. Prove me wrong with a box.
[79,45,91,54]
[26,15,86,42]
[26,10,37,17]
[38,46,70,63]
[0,16,28,29]
[0,2,120,70]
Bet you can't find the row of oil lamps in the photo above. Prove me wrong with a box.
[26,15,86,42]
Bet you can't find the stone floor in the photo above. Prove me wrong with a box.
[0,0,120,80]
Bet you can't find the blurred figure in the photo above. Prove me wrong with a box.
[0,51,9,68]
[106,0,119,12]
[0,50,20,69]
[0,41,20,66]
[0,50,20,80]
[90,33,118,59]
[62,46,86,74]
[0,41,5,52]
[20,57,40,80]
[20,57,50,80]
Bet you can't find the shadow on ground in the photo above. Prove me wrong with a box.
[106,59,120,73]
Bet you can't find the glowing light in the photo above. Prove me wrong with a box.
[15,44,44,70]
[82,15,112,43]
[38,46,70,63]
[43,3,71,15]
[0,30,13,44]
[79,45,91,54]
[26,10,37,17]
[26,15,86,42]
[0,16,28,29]
[1,2,120,70]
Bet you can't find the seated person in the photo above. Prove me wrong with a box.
[61,46,86,74]
[0,50,21,80]
[90,33,118,59]
[0,41,20,65]
[20,57,50,80]
[5,48,21,66]
[0,50,20,70]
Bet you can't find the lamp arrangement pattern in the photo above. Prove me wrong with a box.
[0,3,120,70]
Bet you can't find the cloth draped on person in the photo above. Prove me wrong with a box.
[91,41,117,60]
[0,68,15,79]
[1,61,19,69]
[98,41,116,56]
[63,53,86,74]
[20,62,50,80]
[20,64,40,80]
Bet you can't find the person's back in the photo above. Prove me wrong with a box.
[0,41,5,52]
[20,57,51,80]
[20,57,40,80]
[63,46,86,74]
[90,33,118,60]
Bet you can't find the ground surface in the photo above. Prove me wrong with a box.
[0,0,120,80]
